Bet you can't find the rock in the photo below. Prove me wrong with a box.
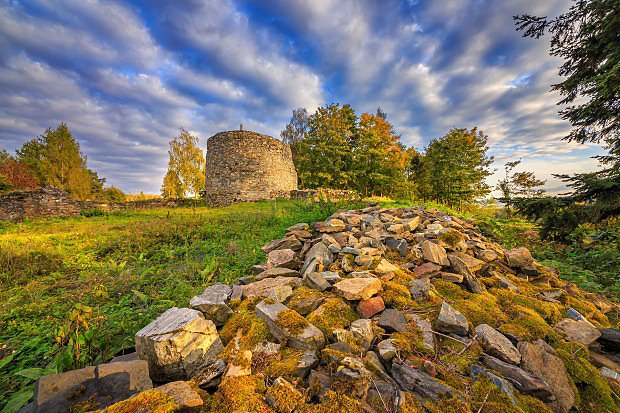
[110,352,138,363]
[436,301,469,336]
[440,272,463,283]
[322,234,342,253]
[420,240,449,266]
[518,340,575,413]
[481,355,554,402]
[409,278,431,301]
[267,285,294,302]
[297,350,319,377]
[391,362,460,402]
[363,351,393,382]
[350,319,374,349]
[374,259,399,275]
[242,276,302,299]
[225,350,252,377]
[413,262,442,278]
[407,314,434,353]
[588,351,620,371]
[598,328,620,352]
[304,271,331,291]
[601,367,620,381]
[470,364,517,405]
[448,252,484,272]
[250,264,266,275]
[554,318,601,345]
[377,339,398,362]
[475,324,521,365]
[378,309,407,333]
[357,296,385,318]
[262,237,302,253]
[334,277,382,301]
[189,283,233,326]
[155,381,203,411]
[301,242,333,276]
[321,271,341,283]
[135,307,223,381]
[266,248,299,269]
[496,274,521,293]
[32,360,152,413]
[287,222,309,232]
[335,356,372,398]
[477,249,499,262]
[230,284,243,301]
[505,247,534,268]
[254,267,300,281]
[255,300,326,350]
[385,237,408,256]
[191,359,226,389]
[314,218,346,233]
[265,377,304,413]
[309,369,332,400]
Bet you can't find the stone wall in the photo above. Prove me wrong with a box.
[0,187,82,221]
[204,130,298,206]
[290,188,361,202]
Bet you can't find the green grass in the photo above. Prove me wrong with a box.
[0,198,363,411]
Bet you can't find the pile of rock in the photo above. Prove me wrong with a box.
[30,206,620,412]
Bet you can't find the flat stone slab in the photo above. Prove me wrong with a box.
[475,324,520,365]
[255,267,300,281]
[135,307,223,381]
[155,381,203,410]
[266,248,299,269]
[255,300,326,350]
[421,240,449,266]
[334,277,382,301]
[242,276,303,299]
[392,362,460,402]
[482,355,554,402]
[33,360,152,412]
[554,318,601,345]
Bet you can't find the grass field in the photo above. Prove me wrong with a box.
[0,198,617,412]
[0,199,363,411]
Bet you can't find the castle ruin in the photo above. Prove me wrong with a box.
[204,130,298,206]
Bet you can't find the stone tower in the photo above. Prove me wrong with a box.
[204,130,298,206]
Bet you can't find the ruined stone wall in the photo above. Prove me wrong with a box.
[204,130,298,206]
[0,187,82,221]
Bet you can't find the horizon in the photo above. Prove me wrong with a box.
[0,0,606,195]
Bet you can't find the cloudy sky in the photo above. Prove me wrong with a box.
[0,0,605,194]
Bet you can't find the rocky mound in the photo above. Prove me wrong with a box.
[29,205,620,413]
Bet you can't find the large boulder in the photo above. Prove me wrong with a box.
[135,307,223,381]
[32,360,152,412]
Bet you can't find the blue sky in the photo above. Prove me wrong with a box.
[0,0,606,194]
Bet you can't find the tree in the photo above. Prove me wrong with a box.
[161,128,205,198]
[280,108,309,146]
[514,0,620,233]
[423,128,493,208]
[95,186,126,203]
[295,103,357,189]
[353,113,407,195]
[404,147,431,202]
[496,160,545,215]
[15,123,98,200]
[0,156,40,191]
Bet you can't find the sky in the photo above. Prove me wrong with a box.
[0,0,606,194]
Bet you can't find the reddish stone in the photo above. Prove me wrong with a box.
[413,262,442,278]
[357,296,385,318]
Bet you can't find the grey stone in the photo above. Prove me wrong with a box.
[320,271,341,283]
[386,237,408,256]
[297,350,319,377]
[135,307,223,381]
[304,271,331,291]
[481,355,554,402]
[266,248,299,270]
[154,380,203,410]
[378,309,407,333]
[505,247,534,268]
[350,319,374,350]
[470,364,517,405]
[598,328,620,352]
[189,283,233,326]
[409,278,431,301]
[191,359,226,389]
[266,377,303,413]
[255,300,326,350]
[391,362,460,402]
[377,339,398,362]
[436,301,469,336]
[407,314,434,353]
[262,237,303,253]
[301,242,333,276]
[475,324,520,365]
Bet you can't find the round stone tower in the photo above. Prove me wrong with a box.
[204,130,298,206]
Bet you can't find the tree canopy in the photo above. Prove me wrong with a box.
[161,128,205,198]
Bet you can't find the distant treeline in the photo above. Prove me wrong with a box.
[0,123,125,202]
